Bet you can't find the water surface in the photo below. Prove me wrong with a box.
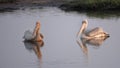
[0,7,120,68]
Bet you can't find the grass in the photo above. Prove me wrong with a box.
[60,0,120,11]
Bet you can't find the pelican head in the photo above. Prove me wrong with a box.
[36,21,41,29]
[77,19,88,37]
[33,21,41,35]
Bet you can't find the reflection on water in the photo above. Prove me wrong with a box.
[63,10,120,19]
[86,11,120,19]
[24,40,44,60]
[77,36,109,56]
[77,39,88,56]
[1,6,120,19]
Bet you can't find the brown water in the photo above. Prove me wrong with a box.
[0,7,120,68]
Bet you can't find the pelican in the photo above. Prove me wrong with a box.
[77,19,109,40]
[23,21,43,42]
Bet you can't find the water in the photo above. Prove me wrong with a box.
[0,7,120,68]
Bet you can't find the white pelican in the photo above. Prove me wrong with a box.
[23,21,43,42]
[77,19,109,40]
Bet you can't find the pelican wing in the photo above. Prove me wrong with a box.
[86,27,104,37]
[23,30,34,40]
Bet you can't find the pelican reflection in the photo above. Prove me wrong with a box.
[77,36,109,56]
[24,40,44,59]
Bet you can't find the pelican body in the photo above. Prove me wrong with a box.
[77,19,109,40]
[23,21,43,42]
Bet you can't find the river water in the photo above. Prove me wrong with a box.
[0,7,120,68]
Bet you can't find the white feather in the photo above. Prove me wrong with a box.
[23,30,34,40]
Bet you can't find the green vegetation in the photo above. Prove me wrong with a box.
[0,0,16,3]
[60,0,120,11]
